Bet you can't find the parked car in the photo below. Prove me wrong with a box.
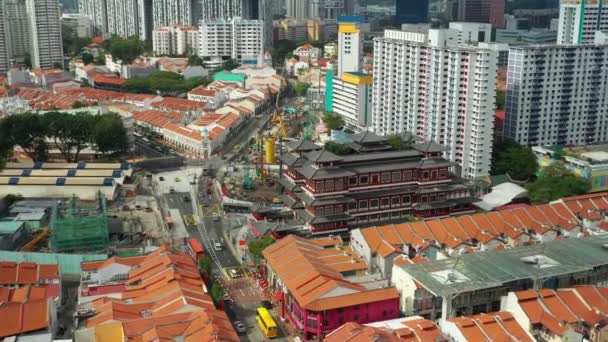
[159,176,165,181]
[183,196,190,202]
[207,188,213,194]
[261,300,273,309]
[234,321,247,333]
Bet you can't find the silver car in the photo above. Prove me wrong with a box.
[233,321,247,333]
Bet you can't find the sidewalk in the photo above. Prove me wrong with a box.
[222,222,254,266]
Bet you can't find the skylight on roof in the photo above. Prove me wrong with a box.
[520,254,560,269]
[430,269,469,284]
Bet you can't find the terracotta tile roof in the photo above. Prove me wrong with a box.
[209,126,225,141]
[162,122,202,142]
[188,86,217,97]
[0,261,59,285]
[448,317,487,341]
[132,110,183,128]
[81,255,148,272]
[16,88,93,110]
[217,113,240,129]
[80,245,238,340]
[324,322,399,342]
[191,113,223,127]
[152,97,206,112]
[514,289,574,336]
[0,286,53,339]
[120,309,239,342]
[448,312,533,342]
[263,236,399,311]
[93,75,127,85]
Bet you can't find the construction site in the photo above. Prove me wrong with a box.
[50,194,110,253]
[223,92,321,206]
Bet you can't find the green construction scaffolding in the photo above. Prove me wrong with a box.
[50,193,110,253]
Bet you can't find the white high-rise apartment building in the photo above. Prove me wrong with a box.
[505,43,608,146]
[199,18,264,65]
[62,13,93,38]
[371,29,498,179]
[152,0,192,28]
[153,26,198,55]
[26,0,64,69]
[106,0,140,38]
[200,0,243,20]
[0,3,10,73]
[6,0,30,61]
[337,20,365,78]
[557,0,608,44]
[78,0,107,35]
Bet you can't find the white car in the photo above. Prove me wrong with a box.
[230,269,239,278]
[234,321,247,333]
[214,241,223,251]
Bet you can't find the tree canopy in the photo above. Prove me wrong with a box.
[198,255,211,276]
[527,162,590,204]
[103,36,145,64]
[124,71,212,95]
[322,111,345,130]
[270,39,297,65]
[81,52,94,65]
[491,139,538,181]
[294,81,310,97]
[496,89,506,110]
[248,235,276,260]
[222,59,240,71]
[209,283,224,308]
[386,134,415,151]
[324,141,353,156]
[0,111,129,163]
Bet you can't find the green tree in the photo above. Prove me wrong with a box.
[527,162,591,204]
[94,52,106,65]
[188,54,203,66]
[222,58,239,71]
[386,134,414,151]
[43,111,95,162]
[93,113,128,156]
[82,52,94,65]
[198,255,212,275]
[247,235,276,260]
[322,111,345,130]
[496,89,506,110]
[0,113,49,161]
[124,71,212,95]
[106,36,144,64]
[270,39,297,65]
[324,141,353,155]
[209,283,224,308]
[491,139,538,181]
[294,81,310,97]
[72,101,86,109]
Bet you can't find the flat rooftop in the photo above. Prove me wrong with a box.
[398,234,608,297]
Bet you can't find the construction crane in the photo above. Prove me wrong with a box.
[20,228,50,252]
[270,86,287,138]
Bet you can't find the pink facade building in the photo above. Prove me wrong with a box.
[490,0,506,28]
[262,235,400,341]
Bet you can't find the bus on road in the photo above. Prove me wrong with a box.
[256,307,278,338]
[187,238,205,263]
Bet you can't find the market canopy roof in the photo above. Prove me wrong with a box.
[398,235,608,297]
